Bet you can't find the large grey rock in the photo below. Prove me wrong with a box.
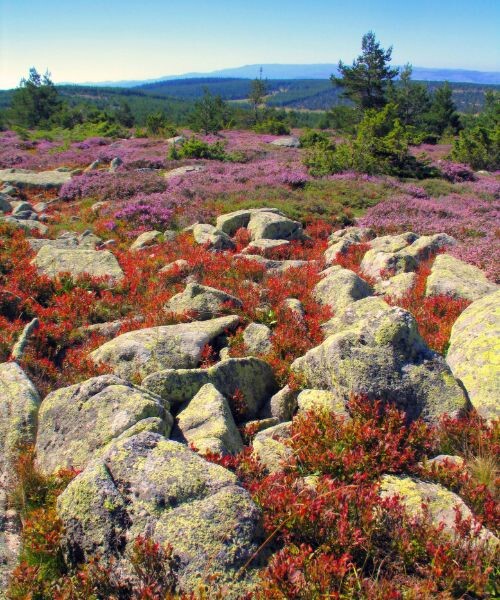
[0,363,41,588]
[33,246,124,280]
[404,233,456,261]
[35,375,172,474]
[380,475,498,543]
[0,168,72,189]
[313,265,372,312]
[270,136,300,148]
[192,223,235,250]
[2,216,48,234]
[177,383,243,455]
[143,357,278,420]
[426,254,497,301]
[321,296,392,337]
[328,226,375,245]
[374,272,416,300]
[369,232,419,253]
[261,385,298,422]
[292,304,469,423]
[130,230,162,251]
[0,193,12,213]
[446,290,500,419]
[109,157,123,172]
[27,237,79,252]
[91,316,240,381]
[216,208,283,236]
[252,422,292,472]
[297,389,348,416]
[243,322,272,354]
[159,258,190,278]
[164,164,205,180]
[57,432,261,595]
[248,211,304,241]
[166,282,243,320]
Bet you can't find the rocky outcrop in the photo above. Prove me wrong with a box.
[313,265,373,312]
[374,272,416,300]
[446,290,500,419]
[35,375,173,474]
[57,432,261,594]
[191,223,235,250]
[261,385,299,422]
[130,230,162,251]
[176,383,243,455]
[143,357,278,419]
[0,168,72,189]
[164,165,205,180]
[248,211,304,241]
[426,254,498,301]
[325,226,376,265]
[270,137,300,148]
[252,422,292,472]
[33,247,124,280]
[165,283,243,320]
[292,303,469,423]
[297,389,348,416]
[243,322,272,354]
[380,475,498,543]
[91,316,240,381]
[216,207,282,236]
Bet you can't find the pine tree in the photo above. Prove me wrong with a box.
[249,76,267,123]
[10,68,61,128]
[425,82,461,136]
[333,32,399,110]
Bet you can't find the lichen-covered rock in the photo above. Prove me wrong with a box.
[426,254,497,301]
[369,232,419,253]
[35,375,172,474]
[0,168,72,189]
[165,282,242,320]
[164,164,205,180]
[27,237,79,252]
[374,272,416,300]
[324,239,354,265]
[130,230,162,251]
[159,258,190,278]
[270,136,300,148]
[57,432,261,594]
[260,385,298,422]
[292,305,469,423]
[297,389,348,416]
[143,357,278,419]
[283,297,305,318]
[252,422,292,472]
[33,246,124,280]
[313,265,372,313]
[328,226,375,245]
[446,290,500,419]
[380,475,498,543]
[91,315,239,381]
[404,233,456,261]
[216,207,282,236]
[243,322,272,354]
[361,247,417,280]
[2,216,48,234]
[0,363,41,587]
[177,383,243,455]
[192,223,235,250]
[322,296,391,336]
[248,211,304,241]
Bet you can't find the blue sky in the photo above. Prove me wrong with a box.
[1,0,499,88]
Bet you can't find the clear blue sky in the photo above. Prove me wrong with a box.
[1,0,499,88]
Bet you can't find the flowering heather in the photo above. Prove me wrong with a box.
[359,193,500,281]
[60,169,167,201]
[438,160,476,183]
[113,192,176,230]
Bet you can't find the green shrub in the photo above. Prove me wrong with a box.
[170,136,230,161]
[299,129,332,148]
[146,112,178,137]
[254,118,290,135]
[451,125,500,170]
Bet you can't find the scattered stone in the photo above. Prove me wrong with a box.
[177,383,243,455]
[0,193,12,213]
[164,165,205,180]
[0,168,72,189]
[77,230,102,249]
[216,207,283,236]
[11,201,33,214]
[283,297,305,318]
[297,389,348,416]
[57,432,261,594]
[446,289,500,419]
[426,254,498,301]
[163,229,177,241]
[33,201,48,213]
[130,230,162,251]
[84,159,102,172]
[11,318,39,361]
[2,217,48,234]
[35,375,172,474]
[243,322,272,354]
[252,422,292,472]
[404,233,456,261]
[166,282,243,320]
[369,232,419,253]
[33,246,124,280]
[374,272,416,300]
[380,475,498,543]
[328,226,375,245]
[261,385,298,422]
[292,304,469,423]
[159,258,190,278]
[191,223,235,250]
[313,265,373,312]
[109,157,123,172]
[248,211,304,241]
[91,315,240,381]
[270,136,300,148]
[143,357,278,420]
[0,185,17,196]
[324,239,355,265]
[27,237,78,252]
[166,135,186,146]
[426,454,465,468]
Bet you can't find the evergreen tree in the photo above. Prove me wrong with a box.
[387,64,431,127]
[333,32,399,110]
[10,68,61,128]
[249,76,267,122]
[190,88,228,135]
[425,82,461,136]
[115,101,135,127]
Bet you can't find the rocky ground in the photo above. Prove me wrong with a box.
[0,132,498,597]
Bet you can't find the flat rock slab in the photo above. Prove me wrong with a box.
[447,289,500,419]
[270,137,300,148]
[0,168,72,189]
[91,315,240,381]
[33,246,124,280]
[165,282,242,320]
[164,165,205,180]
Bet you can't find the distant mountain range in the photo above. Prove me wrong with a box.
[72,63,500,87]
